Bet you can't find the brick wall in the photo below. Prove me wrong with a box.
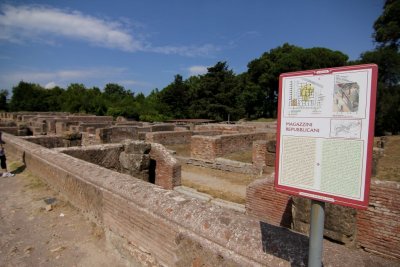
[246,176,292,228]
[145,130,193,145]
[191,132,271,161]
[3,132,398,265]
[191,135,222,161]
[194,123,257,133]
[2,133,292,266]
[246,175,400,260]
[96,126,139,143]
[252,140,268,169]
[0,127,18,135]
[149,143,181,189]
[357,180,400,259]
[56,144,123,172]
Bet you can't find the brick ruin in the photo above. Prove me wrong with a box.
[0,112,399,265]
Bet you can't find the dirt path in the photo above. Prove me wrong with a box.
[0,160,130,267]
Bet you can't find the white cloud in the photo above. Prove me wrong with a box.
[0,67,127,89]
[44,81,57,89]
[188,65,209,76]
[149,44,219,57]
[0,4,220,57]
[117,80,150,87]
[0,5,141,51]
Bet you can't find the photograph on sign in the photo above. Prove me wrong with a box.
[275,64,377,209]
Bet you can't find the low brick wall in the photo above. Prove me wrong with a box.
[96,126,139,143]
[22,134,82,148]
[191,135,221,161]
[56,144,123,171]
[246,175,400,260]
[246,176,292,228]
[0,126,18,135]
[1,133,286,266]
[191,132,273,161]
[22,136,66,148]
[146,131,193,145]
[194,124,257,133]
[178,156,260,175]
[149,143,181,190]
[357,180,400,259]
[2,132,397,266]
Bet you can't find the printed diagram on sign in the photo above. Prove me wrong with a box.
[330,119,361,139]
[333,76,360,113]
[288,78,324,114]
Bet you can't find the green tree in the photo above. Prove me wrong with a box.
[9,81,49,111]
[355,0,400,135]
[188,62,241,120]
[246,44,348,117]
[373,0,400,48]
[61,83,87,113]
[44,86,64,111]
[0,89,8,111]
[159,75,189,118]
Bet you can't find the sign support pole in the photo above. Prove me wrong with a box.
[308,200,325,267]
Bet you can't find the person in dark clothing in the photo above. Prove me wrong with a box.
[0,141,14,177]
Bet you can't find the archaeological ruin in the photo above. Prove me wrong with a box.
[0,112,399,266]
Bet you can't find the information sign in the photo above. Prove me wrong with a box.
[274,64,378,209]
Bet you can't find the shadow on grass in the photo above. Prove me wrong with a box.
[12,164,26,174]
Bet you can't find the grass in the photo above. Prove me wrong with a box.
[183,164,259,186]
[182,179,246,204]
[223,150,253,163]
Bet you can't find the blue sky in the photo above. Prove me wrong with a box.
[0,0,384,96]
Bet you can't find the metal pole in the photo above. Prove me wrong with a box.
[308,200,325,267]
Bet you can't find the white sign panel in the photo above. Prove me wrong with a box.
[275,64,378,209]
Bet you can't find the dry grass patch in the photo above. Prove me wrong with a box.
[223,150,253,163]
[182,180,246,204]
[182,164,259,186]
[375,135,400,182]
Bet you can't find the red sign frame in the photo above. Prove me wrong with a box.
[274,64,378,209]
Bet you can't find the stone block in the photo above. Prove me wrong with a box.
[267,140,276,153]
[119,152,150,171]
[292,197,357,246]
[123,140,151,154]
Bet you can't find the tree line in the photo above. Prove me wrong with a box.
[1,0,399,135]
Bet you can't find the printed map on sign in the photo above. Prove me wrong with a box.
[330,119,361,139]
[288,78,325,115]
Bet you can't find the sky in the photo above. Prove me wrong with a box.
[0,0,384,96]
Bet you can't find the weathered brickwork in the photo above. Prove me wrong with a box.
[246,175,400,260]
[2,132,398,265]
[191,132,271,161]
[246,176,292,228]
[56,144,123,171]
[191,135,222,161]
[22,133,82,148]
[146,130,193,145]
[149,143,181,189]
[96,126,139,143]
[194,123,257,133]
[357,180,400,259]
[253,140,268,169]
